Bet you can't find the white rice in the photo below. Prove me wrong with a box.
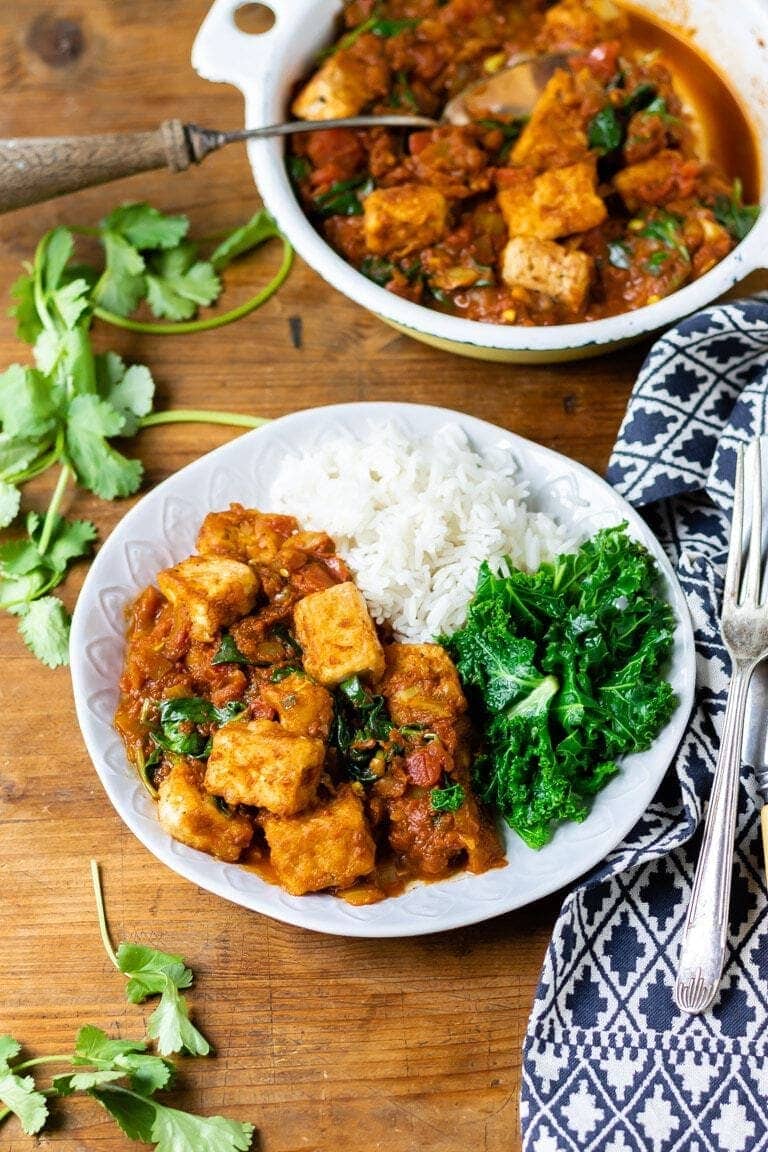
[269,422,576,641]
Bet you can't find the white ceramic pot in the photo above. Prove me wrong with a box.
[192,0,768,362]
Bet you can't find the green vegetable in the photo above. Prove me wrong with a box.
[212,632,251,665]
[0,206,291,666]
[713,178,760,242]
[361,256,395,287]
[639,212,690,263]
[477,117,527,160]
[587,106,623,154]
[371,17,419,36]
[0,862,255,1150]
[151,697,246,760]
[646,250,670,273]
[331,675,394,783]
[644,95,679,124]
[622,82,656,113]
[287,155,312,186]
[269,665,304,683]
[314,176,374,217]
[443,525,676,848]
[430,782,465,812]
[393,70,419,113]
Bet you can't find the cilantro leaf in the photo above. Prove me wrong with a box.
[144,244,220,321]
[102,203,189,251]
[210,210,280,272]
[0,364,59,440]
[65,394,143,499]
[92,1085,156,1143]
[117,943,210,1057]
[54,1068,127,1095]
[71,1025,173,1096]
[0,1070,49,1135]
[35,516,97,571]
[117,943,193,1001]
[96,231,146,317]
[150,1100,255,1152]
[18,596,71,667]
[51,277,92,330]
[0,480,20,528]
[95,352,155,437]
[9,273,43,345]
[42,226,75,291]
[147,982,211,1058]
[0,434,46,479]
[0,1036,21,1068]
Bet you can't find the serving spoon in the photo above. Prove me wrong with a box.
[0,54,565,215]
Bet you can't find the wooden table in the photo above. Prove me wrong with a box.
[0,6,762,1151]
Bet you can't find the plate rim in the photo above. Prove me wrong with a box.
[70,401,696,937]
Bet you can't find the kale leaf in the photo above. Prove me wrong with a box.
[443,525,676,848]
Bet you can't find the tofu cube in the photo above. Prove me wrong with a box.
[511,69,597,170]
[157,555,259,643]
[260,672,334,740]
[292,54,371,121]
[613,149,696,212]
[293,581,385,687]
[260,785,376,895]
[377,643,467,726]
[157,758,253,862]
[204,719,325,815]
[363,184,449,260]
[498,161,606,240]
[500,235,593,312]
[196,504,297,565]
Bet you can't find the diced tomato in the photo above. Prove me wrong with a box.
[404,740,451,787]
[306,129,366,185]
[569,40,621,82]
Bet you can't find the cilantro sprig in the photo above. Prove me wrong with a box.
[0,861,255,1151]
[0,204,292,666]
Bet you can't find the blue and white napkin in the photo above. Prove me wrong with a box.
[521,298,768,1152]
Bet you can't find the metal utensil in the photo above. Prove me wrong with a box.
[675,437,768,1014]
[743,659,768,864]
[0,53,566,215]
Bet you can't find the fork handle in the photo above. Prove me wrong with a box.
[677,663,755,1013]
[675,661,753,1013]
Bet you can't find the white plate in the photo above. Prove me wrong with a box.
[70,403,696,938]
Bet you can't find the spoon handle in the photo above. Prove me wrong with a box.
[0,120,192,215]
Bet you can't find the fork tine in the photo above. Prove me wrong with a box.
[744,440,763,605]
[724,444,744,603]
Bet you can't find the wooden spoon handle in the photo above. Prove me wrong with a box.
[761,805,768,870]
[0,119,193,214]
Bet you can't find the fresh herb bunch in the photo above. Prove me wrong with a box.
[0,203,292,667]
[0,861,254,1151]
[442,525,677,849]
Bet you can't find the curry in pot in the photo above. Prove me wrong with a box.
[288,0,760,325]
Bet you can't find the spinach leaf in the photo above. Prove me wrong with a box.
[152,697,246,759]
[713,179,760,242]
[314,176,374,217]
[587,106,623,155]
[211,632,250,665]
[331,676,394,784]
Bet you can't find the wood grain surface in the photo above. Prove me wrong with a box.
[0,5,764,1151]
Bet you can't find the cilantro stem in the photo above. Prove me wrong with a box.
[90,859,120,971]
[93,236,293,335]
[138,410,270,430]
[37,463,71,557]
[3,443,62,487]
[12,1056,70,1071]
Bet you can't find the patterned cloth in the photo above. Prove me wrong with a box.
[520,299,768,1152]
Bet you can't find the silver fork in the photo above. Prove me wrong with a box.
[675,438,768,1014]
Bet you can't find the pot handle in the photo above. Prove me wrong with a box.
[192,0,344,116]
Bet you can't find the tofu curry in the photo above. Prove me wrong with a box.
[115,505,505,901]
[287,0,759,326]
